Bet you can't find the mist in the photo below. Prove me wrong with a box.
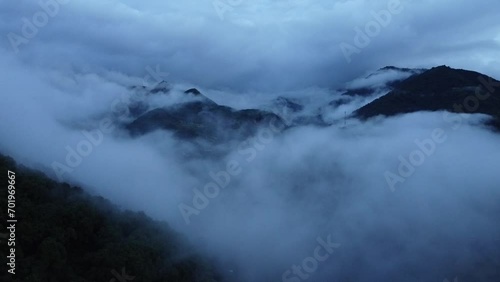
[2,1,500,281]
[2,44,500,281]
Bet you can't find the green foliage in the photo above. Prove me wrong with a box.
[0,154,220,282]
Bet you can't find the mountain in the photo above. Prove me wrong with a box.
[150,80,171,94]
[340,66,424,97]
[126,88,285,143]
[354,66,500,129]
[184,88,202,96]
[126,83,218,118]
[126,66,500,144]
[272,96,304,113]
[0,154,220,282]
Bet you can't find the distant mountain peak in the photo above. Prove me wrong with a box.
[150,80,171,94]
[184,88,201,96]
[379,66,413,72]
[273,96,304,113]
[354,65,500,130]
[432,65,451,69]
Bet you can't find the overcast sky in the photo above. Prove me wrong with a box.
[2,0,500,91]
[2,2,500,281]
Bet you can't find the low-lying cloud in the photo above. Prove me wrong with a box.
[1,46,500,281]
[1,0,500,91]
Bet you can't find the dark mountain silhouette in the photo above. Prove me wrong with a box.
[273,96,304,113]
[150,80,171,94]
[337,66,423,100]
[354,66,500,130]
[126,97,285,142]
[377,66,416,72]
[128,66,500,142]
[127,83,217,118]
[0,154,220,282]
[184,88,202,96]
[341,66,424,97]
[342,87,376,97]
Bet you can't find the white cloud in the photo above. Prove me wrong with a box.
[1,2,500,281]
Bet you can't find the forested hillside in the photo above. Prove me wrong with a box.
[0,154,220,282]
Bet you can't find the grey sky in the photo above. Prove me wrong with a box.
[2,2,500,281]
[1,0,499,91]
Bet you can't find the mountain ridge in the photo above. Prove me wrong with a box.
[353,65,500,130]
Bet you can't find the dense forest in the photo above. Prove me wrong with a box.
[0,153,220,282]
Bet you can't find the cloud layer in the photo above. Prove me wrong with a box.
[2,47,500,281]
[2,1,500,281]
[1,0,500,91]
